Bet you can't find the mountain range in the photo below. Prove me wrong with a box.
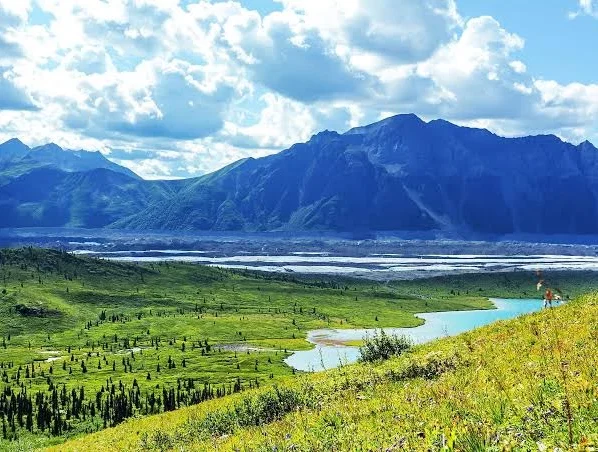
[2,114,598,235]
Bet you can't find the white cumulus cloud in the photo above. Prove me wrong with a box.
[0,0,597,178]
[570,0,598,17]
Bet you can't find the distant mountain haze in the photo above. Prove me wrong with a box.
[0,138,30,162]
[0,140,140,179]
[2,114,598,234]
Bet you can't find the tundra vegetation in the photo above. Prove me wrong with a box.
[57,293,598,451]
[0,248,596,450]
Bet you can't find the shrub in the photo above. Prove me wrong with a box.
[359,330,412,363]
[387,351,463,381]
[141,384,319,449]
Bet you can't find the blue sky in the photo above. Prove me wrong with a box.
[459,0,598,84]
[0,0,597,179]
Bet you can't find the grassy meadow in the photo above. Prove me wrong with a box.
[55,292,598,452]
[0,248,596,450]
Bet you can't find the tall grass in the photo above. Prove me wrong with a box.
[140,384,319,450]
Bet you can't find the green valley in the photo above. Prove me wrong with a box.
[0,248,596,450]
[59,290,598,451]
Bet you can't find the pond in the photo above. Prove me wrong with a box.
[284,298,545,372]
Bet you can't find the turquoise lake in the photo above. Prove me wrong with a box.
[285,298,545,372]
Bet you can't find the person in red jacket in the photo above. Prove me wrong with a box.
[544,289,554,308]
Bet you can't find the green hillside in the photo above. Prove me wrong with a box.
[54,293,598,451]
[0,248,596,450]
[0,164,176,228]
[0,248,496,450]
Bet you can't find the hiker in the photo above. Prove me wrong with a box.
[543,289,554,308]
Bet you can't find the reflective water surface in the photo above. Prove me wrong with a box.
[285,298,544,372]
